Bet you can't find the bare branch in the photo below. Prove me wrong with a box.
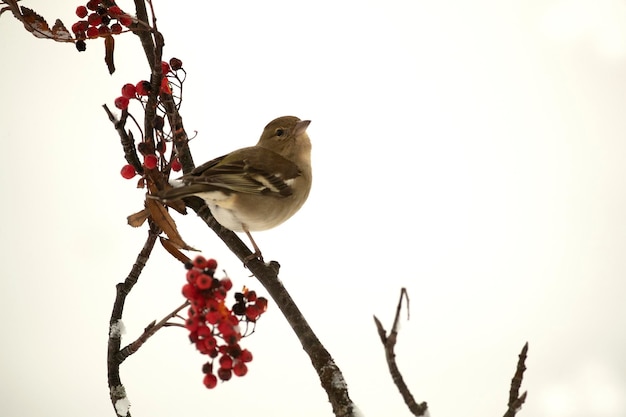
[107,222,160,417]
[116,300,189,363]
[103,104,143,174]
[503,342,529,417]
[374,288,428,416]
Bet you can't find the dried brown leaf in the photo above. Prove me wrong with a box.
[146,198,197,251]
[160,237,192,264]
[127,209,149,228]
[104,35,115,74]
[52,19,72,41]
[20,7,53,38]
[8,6,74,42]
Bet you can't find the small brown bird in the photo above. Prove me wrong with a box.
[155,116,312,261]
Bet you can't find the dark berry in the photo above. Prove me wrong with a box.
[111,23,123,34]
[76,6,88,18]
[169,57,183,71]
[108,5,123,16]
[135,80,151,96]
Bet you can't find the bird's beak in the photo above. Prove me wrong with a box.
[294,120,311,136]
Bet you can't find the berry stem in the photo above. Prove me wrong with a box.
[116,300,190,364]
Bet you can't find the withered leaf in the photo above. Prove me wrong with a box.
[104,35,115,74]
[146,198,197,251]
[52,19,71,41]
[20,7,53,39]
[127,208,149,228]
[160,237,192,264]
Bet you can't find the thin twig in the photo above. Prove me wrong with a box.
[116,300,190,363]
[103,104,143,173]
[503,342,529,417]
[373,288,428,416]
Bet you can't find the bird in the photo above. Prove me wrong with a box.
[154,115,312,262]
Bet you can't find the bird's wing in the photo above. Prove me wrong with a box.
[182,147,301,197]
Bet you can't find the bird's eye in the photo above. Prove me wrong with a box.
[275,128,285,137]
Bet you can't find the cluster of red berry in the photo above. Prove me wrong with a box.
[182,256,268,389]
[118,58,184,179]
[71,1,133,50]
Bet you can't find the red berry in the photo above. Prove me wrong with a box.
[193,256,208,269]
[121,83,136,99]
[246,290,257,302]
[217,367,232,381]
[135,80,151,96]
[114,96,129,110]
[185,317,199,332]
[240,349,253,363]
[160,76,171,94]
[256,297,268,313]
[169,57,183,71]
[227,314,239,326]
[186,268,200,284]
[119,14,133,27]
[206,258,218,270]
[195,339,213,354]
[205,310,221,325]
[196,274,213,290]
[182,283,199,300]
[86,26,99,38]
[161,61,170,75]
[108,5,123,16]
[86,0,99,11]
[233,361,248,377]
[203,373,218,389]
[111,23,123,34]
[219,354,233,369]
[202,337,217,351]
[220,277,233,291]
[76,6,88,18]
[143,154,158,169]
[71,20,89,33]
[88,12,102,26]
[245,305,260,321]
[98,25,110,36]
[120,164,136,179]
[197,325,212,339]
[171,158,182,172]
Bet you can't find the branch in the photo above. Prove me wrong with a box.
[503,342,529,417]
[103,104,143,174]
[185,199,357,417]
[116,300,189,363]
[107,222,159,417]
[373,288,428,416]
[131,0,156,69]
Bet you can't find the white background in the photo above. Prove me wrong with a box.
[1,1,625,416]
